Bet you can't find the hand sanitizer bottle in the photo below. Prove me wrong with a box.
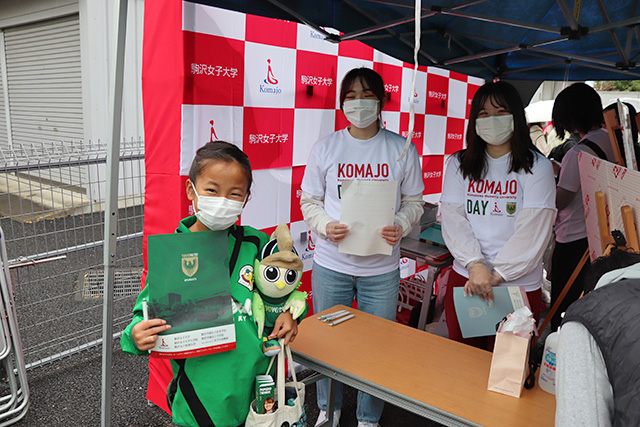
[539,328,559,394]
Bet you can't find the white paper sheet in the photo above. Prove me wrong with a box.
[338,180,398,256]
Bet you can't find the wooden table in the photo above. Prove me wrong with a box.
[291,306,555,427]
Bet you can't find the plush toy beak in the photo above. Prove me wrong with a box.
[274,280,287,290]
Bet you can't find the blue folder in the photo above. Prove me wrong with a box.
[453,286,531,338]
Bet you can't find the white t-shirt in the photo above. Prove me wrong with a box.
[556,128,615,243]
[301,127,424,276]
[440,151,556,289]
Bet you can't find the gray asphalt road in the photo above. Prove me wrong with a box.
[11,343,440,427]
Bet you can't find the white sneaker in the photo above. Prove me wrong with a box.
[315,409,341,427]
[357,422,379,427]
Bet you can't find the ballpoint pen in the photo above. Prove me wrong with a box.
[329,314,355,326]
[318,309,349,321]
[321,312,352,322]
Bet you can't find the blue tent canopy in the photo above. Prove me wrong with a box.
[193,0,640,82]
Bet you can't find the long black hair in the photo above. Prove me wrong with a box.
[457,81,537,182]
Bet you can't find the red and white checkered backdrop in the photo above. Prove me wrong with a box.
[141,0,483,411]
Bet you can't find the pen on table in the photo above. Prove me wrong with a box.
[321,311,352,322]
[329,314,355,326]
[318,309,348,320]
[324,312,353,323]
[318,309,349,320]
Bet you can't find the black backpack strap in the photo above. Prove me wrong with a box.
[228,226,262,274]
[580,139,608,161]
[167,377,178,410]
[174,359,215,427]
[228,225,244,276]
[243,234,262,254]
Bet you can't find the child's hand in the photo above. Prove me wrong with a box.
[132,319,171,351]
[268,310,298,346]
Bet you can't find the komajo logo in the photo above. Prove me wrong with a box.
[300,231,315,262]
[264,59,278,84]
[260,59,282,95]
[307,232,315,251]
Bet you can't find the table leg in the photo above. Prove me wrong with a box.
[326,377,336,426]
[417,266,436,330]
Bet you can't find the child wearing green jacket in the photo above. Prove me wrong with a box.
[121,141,304,427]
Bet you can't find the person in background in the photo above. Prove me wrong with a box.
[529,122,551,157]
[556,248,640,427]
[543,123,567,152]
[548,132,581,170]
[300,67,424,427]
[549,83,615,331]
[440,81,556,350]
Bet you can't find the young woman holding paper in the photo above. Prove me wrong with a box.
[300,67,424,427]
[440,81,556,350]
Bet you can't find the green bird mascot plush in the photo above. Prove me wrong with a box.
[252,223,308,356]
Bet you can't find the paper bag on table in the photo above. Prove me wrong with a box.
[487,306,535,398]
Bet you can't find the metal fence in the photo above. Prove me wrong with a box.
[0,140,144,369]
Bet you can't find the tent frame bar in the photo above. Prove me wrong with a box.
[101,0,128,426]
[555,0,579,32]
[265,0,335,39]
[596,0,629,66]
[314,0,640,77]
[343,0,439,63]
[339,0,488,41]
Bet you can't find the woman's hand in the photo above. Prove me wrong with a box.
[381,224,403,246]
[491,270,505,287]
[326,222,349,243]
[131,319,171,351]
[464,262,494,302]
[269,310,298,345]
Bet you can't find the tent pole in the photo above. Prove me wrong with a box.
[265,0,333,38]
[344,0,439,63]
[555,0,579,31]
[101,0,128,426]
[340,0,488,41]
[595,0,628,66]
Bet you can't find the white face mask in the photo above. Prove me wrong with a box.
[475,114,514,146]
[343,99,380,129]
[192,185,245,231]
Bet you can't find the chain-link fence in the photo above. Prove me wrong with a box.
[0,140,144,369]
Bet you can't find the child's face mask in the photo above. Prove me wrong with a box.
[192,185,245,230]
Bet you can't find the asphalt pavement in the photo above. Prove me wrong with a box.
[12,342,439,427]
